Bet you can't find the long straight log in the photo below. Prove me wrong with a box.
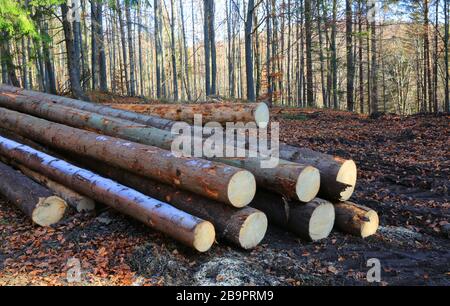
[66,156,268,249]
[0,108,256,208]
[17,165,95,213]
[334,202,379,238]
[0,90,314,202]
[0,136,216,252]
[107,102,271,128]
[0,84,176,130]
[0,161,67,226]
[0,131,266,249]
[279,144,357,202]
[251,191,335,241]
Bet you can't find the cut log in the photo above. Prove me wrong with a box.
[279,144,357,202]
[17,165,95,212]
[0,161,67,226]
[0,85,176,130]
[0,93,311,202]
[251,191,335,241]
[334,202,379,238]
[107,102,271,128]
[0,108,256,208]
[225,159,320,202]
[0,136,215,252]
[0,131,267,248]
[67,158,268,249]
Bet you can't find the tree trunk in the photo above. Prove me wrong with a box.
[91,0,99,90]
[117,0,130,95]
[0,107,256,208]
[125,0,136,96]
[203,0,211,96]
[245,0,256,102]
[179,0,192,101]
[346,0,355,111]
[170,0,179,101]
[444,0,449,112]
[334,201,379,238]
[251,192,335,241]
[0,136,215,252]
[331,0,338,109]
[61,4,89,101]
[370,1,378,113]
[0,161,66,226]
[97,0,108,92]
[209,0,217,95]
[304,0,314,107]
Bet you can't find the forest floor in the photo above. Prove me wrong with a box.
[0,107,449,286]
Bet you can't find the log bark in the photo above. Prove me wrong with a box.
[0,130,266,249]
[0,107,256,208]
[278,144,357,202]
[0,88,311,203]
[0,85,175,130]
[0,161,67,226]
[15,163,95,212]
[334,202,379,238]
[251,191,335,241]
[67,156,268,249]
[0,136,215,252]
[107,102,270,128]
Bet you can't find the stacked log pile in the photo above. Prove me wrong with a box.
[0,85,379,253]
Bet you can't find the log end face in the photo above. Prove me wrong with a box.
[193,221,216,253]
[76,199,96,213]
[32,196,67,227]
[337,160,358,201]
[296,166,321,203]
[238,211,268,250]
[227,171,256,208]
[361,209,379,238]
[254,103,270,128]
[308,200,335,241]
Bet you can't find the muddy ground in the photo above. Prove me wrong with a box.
[0,110,449,286]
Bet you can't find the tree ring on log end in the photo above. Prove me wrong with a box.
[239,211,268,250]
[193,221,216,252]
[308,202,335,241]
[296,166,321,203]
[337,160,357,201]
[361,209,379,238]
[32,196,67,227]
[254,102,270,128]
[227,171,256,208]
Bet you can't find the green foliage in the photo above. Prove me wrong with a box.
[0,0,36,37]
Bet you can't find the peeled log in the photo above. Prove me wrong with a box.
[279,144,357,202]
[107,102,271,128]
[0,108,256,208]
[0,161,67,226]
[56,154,267,250]
[251,191,335,241]
[334,202,379,238]
[16,165,95,212]
[0,136,215,252]
[0,90,308,203]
